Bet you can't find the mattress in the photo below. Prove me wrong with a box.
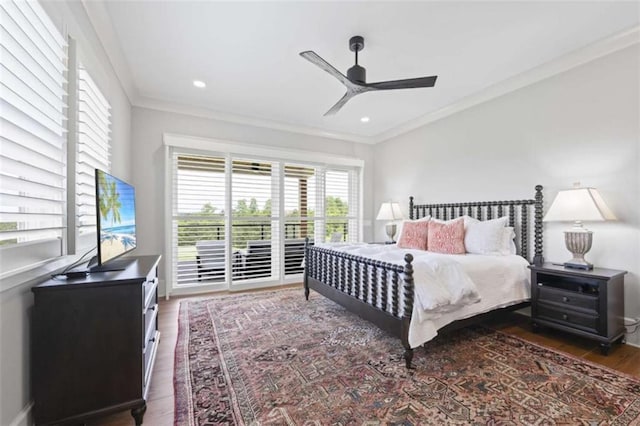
[317,243,531,348]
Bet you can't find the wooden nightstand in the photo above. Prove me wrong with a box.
[529,263,626,355]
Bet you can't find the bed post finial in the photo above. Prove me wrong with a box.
[402,253,414,369]
[409,196,414,220]
[533,185,544,266]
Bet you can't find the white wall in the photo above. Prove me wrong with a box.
[0,2,132,425]
[373,45,640,345]
[130,107,374,296]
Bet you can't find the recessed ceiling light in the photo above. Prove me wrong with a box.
[193,80,206,88]
[360,116,370,123]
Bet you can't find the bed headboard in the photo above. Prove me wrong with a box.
[409,185,543,266]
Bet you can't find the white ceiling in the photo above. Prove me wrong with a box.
[100,1,639,142]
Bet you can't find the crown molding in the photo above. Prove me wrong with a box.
[372,25,640,144]
[134,95,374,145]
[81,0,137,104]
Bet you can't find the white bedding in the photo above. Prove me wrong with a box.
[316,243,531,348]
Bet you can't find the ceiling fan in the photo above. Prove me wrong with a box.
[300,35,438,116]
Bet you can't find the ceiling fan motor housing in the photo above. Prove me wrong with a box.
[347,65,366,84]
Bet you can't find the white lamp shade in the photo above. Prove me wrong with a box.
[376,202,403,221]
[543,187,616,222]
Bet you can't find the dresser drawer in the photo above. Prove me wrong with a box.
[537,303,599,333]
[144,303,158,342]
[143,304,158,350]
[143,277,158,309]
[143,331,159,388]
[537,285,598,313]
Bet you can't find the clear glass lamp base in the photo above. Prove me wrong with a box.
[385,223,397,243]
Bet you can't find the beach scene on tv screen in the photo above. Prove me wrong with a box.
[98,172,136,262]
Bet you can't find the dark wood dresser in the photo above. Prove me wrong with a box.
[529,263,626,355]
[32,255,161,425]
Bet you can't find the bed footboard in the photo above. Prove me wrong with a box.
[303,239,416,368]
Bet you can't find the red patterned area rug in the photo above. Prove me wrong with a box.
[174,289,640,425]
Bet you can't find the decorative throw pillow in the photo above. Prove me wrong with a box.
[395,215,430,243]
[464,216,509,255]
[397,220,429,250]
[427,217,465,254]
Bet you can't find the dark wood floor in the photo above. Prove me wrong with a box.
[92,285,640,425]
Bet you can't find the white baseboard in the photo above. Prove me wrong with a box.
[9,402,33,426]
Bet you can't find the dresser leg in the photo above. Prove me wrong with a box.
[131,403,147,426]
[599,343,611,356]
[531,322,540,333]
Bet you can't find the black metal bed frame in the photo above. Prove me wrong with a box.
[304,185,544,368]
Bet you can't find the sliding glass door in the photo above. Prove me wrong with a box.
[283,164,316,277]
[168,149,360,294]
[172,154,226,289]
[230,159,279,283]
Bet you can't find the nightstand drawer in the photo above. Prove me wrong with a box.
[537,303,599,333]
[537,285,598,313]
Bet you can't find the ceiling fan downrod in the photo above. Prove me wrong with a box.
[348,35,366,84]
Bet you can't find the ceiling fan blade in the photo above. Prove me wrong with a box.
[323,91,357,116]
[367,75,437,90]
[300,50,357,89]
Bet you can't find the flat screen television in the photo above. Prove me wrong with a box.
[90,169,137,272]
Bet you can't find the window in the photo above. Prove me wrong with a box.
[324,169,357,243]
[283,164,316,275]
[172,154,227,287]
[168,145,362,293]
[0,0,68,270]
[76,64,111,241]
[231,159,279,280]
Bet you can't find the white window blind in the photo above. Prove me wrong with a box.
[283,164,315,275]
[0,1,67,251]
[172,153,227,286]
[325,169,358,243]
[231,159,279,280]
[76,64,111,236]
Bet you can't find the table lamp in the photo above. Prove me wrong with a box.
[543,183,616,270]
[376,202,403,243]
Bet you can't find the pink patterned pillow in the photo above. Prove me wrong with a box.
[397,220,429,250]
[427,217,466,254]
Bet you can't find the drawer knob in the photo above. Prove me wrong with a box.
[149,337,156,343]
[149,305,156,311]
[562,296,569,303]
[537,283,543,287]
[562,314,568,320]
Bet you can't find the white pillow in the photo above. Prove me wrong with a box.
[502,226,517,255]
[464,216,509,255]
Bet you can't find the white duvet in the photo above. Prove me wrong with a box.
[316,243,531,347]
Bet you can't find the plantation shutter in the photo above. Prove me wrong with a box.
[283,164,316,275]
[172,153,227,286]
[0,1,67,255]
[347,168,360,242]
[325,169,356,242]
[76,64,111,237]
[313,167,326,243]
[231,159,279,281]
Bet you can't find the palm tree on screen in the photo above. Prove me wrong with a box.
[98,175,122,242]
